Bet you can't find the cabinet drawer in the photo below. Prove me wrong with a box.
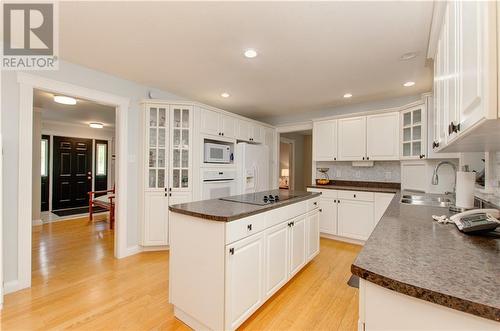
[307,188,338,199]
[226,213,267,244]
[266,201,307,228]
[338,190,374,202]
[307,197,319,212]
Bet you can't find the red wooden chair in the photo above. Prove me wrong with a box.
[88,186,115,229]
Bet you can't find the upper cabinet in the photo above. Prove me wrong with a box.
[237,120,264,143]
[200,107,237,139]
[312,112,399,162]
[431,0,499,152]
[338,116,366,161]
[366,112,399,160]
[313,120,337,161]
[170,105,193,192]
[400,105,427,160]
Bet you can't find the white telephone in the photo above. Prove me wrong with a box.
[450,209,500,233]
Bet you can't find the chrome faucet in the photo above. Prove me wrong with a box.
[431,161,457,194]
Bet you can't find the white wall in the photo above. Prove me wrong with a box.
[2,61,183,284]
[259,94,423,126]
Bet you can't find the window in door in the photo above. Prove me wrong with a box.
[96,143,107,175]
[41,135,50,212]
[41,138,49,177]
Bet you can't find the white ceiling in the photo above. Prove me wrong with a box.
[34,89,116,128]
[59,1,433,119]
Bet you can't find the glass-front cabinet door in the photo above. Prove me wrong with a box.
[146,105,169,190]
[401,105,427,160]
[170,105,193,192]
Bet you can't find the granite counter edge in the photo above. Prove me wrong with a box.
[350,264,500,322]
[168,192,322,222]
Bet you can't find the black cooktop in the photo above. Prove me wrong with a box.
[220,190,300,206]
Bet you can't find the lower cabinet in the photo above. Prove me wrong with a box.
[264,222,289,298]
[308,188,395,243]
[306,211,320,260]
[227,209,319,330]
[338,199,374,241]
[225,232,265,331]
[143,191,169,246]
[289,215,307,277]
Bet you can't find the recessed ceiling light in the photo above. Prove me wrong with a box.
[54,95,77,105]
[403,81,415,87]
[89,122,104,129]
[244,49,258,58]
[400,52,417,61]
[221,92,230,98]
[343,93,353,98]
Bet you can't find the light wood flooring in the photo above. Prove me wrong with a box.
[1,216,361,330]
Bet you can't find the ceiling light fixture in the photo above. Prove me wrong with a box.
[89,122,104,129]
[221,92,230,98]
[244,49,258,58]
[343,93,353,98]
[400,52,417,61]
[54,95,77,105]
[403,81,415,87]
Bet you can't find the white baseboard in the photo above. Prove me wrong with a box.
[4,280,21,294]
[32,219,42,226]
[141,245,170,252]
[320,233,365,246]
[122,245,142,258]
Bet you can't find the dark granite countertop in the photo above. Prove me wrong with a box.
[169,190,321,222]
[307,180,400,194]
[351,191,500,322]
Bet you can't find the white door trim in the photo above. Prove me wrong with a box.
[279,136,295,190]
[15,72,130,292]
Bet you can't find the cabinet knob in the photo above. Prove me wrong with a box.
[247,224,253,231]
[338,200,341,204]
[354,194,356,198]
[448,121,460,135]
[419,154,425,159]
[319,208,322,212]
[334,157,337,161]
[334,200,337,203]
[313,202,317,206]
[366,157,369,160]
[362,157,365,160]
[222,132,224,136]
[229,248,234,255]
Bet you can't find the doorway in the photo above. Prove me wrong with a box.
[15,72,130,293]
[279,130,313,191]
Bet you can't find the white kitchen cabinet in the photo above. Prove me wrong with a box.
[237,120,251,142]
[338,116,367,161]
[264,222,289,298]
[318,197,337,234]
[143,191,169,245]
[251,123,264,144]
[200,107,237,139]
[200,107,220,137]
[400,105,427,160]
[221,114,238,139]
[225,232,265,331]
[170,105,193,193]
[143,104,170,246]
[430,0,498,152]
[289,215,307,277]
[338,199,374,241]
[306,211,320,260]
[312,120,337,161]
[366,112,399,160]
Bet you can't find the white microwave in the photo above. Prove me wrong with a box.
[204,143,231,163]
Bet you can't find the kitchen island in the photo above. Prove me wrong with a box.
[352,191,500,330]
[168,190,321,331]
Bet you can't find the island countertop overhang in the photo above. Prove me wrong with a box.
[168,190,321,222]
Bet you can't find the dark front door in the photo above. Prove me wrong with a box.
[94,140,108,196]
[41,135,50,212]
[52,136,92,210]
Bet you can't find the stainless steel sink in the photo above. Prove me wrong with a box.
[400,193,454,208]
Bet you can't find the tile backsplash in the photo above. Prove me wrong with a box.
[315,161,401,183]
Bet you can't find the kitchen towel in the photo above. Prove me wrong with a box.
[455,171,475,208]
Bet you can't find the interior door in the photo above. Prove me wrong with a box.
[52,136,92,210]
[40,135,50,212]
[94,140,108,196]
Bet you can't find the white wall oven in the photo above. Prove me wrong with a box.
[202,169,237,200]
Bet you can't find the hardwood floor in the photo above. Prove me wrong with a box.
[1,217,361,331]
